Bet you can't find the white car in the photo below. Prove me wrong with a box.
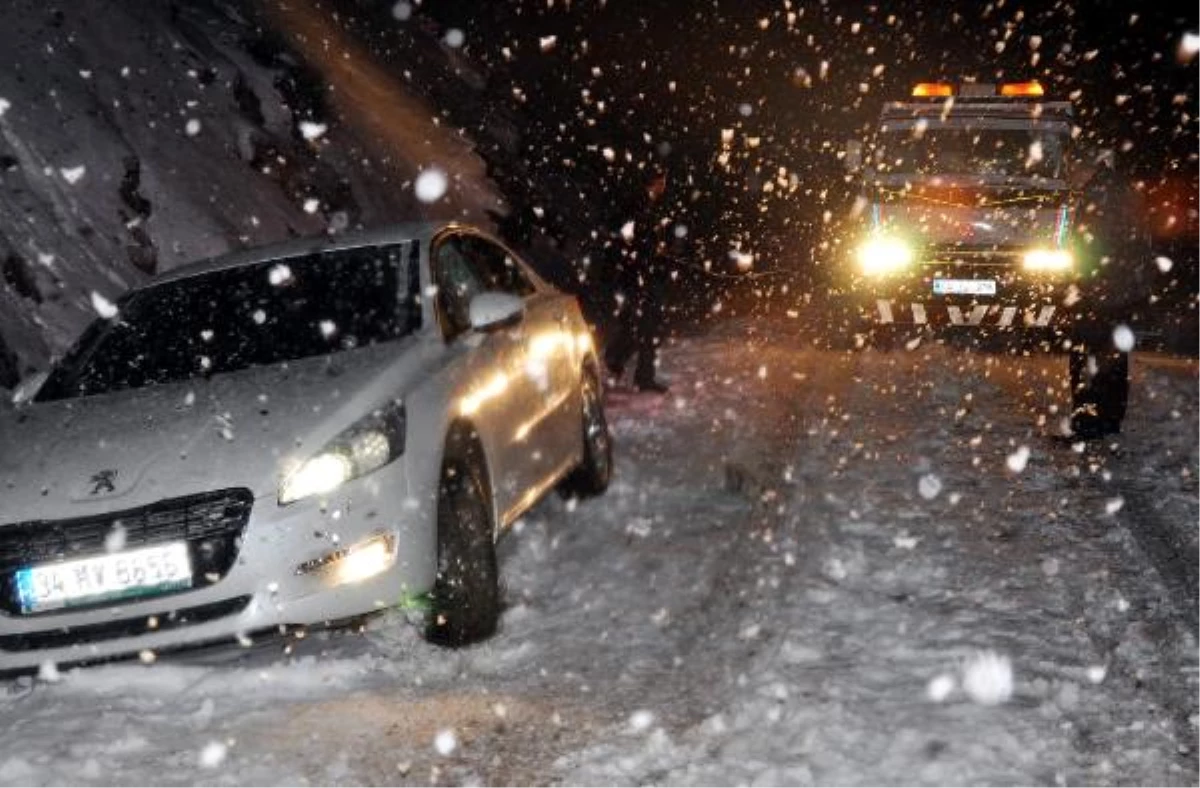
[0,221,612,671]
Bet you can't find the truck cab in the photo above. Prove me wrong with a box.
[831,80,1139,438]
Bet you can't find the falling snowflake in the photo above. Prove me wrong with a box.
[105,523,127,553]
[927,674,955,702]
[198,741,227,769]
[185,118,201,136]
[434,729,457,756]
[319,320,337,339]
[0,98,10,117]
[1155,255,1173,272]
[91,291,118,319]
[539,35,557,52]
[629,710,655,732]
[391,1,412,21]
[268,264,293,286]
[1025,140,1043,168]
[1105,497,1125,515]
[1006,446,1030,474]
[729,249,753,271]
[443,28,465,48]
[299,121,327,141]
[962,651,1013,706]
[415,168,448,203]
[60,165,86,184]
[303,198,320,214]
[1112,325,1135,352]
[1183,32,1200,58]
[918,473,942,500]
[619,221,635,242]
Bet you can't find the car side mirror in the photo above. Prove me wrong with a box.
[468,292,525,332]
[12,371,48,407]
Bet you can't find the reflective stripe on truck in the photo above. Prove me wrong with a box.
[874,300,1056,327]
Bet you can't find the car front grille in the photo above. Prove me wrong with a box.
[0,489,254,616]
[0,596,253,653]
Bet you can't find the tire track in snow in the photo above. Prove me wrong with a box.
[985,350,1199,777]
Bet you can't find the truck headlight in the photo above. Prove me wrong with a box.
[1022,248,1073,272]
[279,400,406,505]
[856,236,914,276]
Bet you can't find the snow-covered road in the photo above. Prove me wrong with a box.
[1,316,1196,786]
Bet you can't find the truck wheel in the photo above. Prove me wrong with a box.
[1069,348,1129,439]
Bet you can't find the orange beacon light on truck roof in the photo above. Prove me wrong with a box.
[911,83,954,97]
[999,81,1045,97]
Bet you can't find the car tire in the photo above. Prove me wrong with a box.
[559,370,612,497]
[1069,347,1129,439]
[425,446,500,647]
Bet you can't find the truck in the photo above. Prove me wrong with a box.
[828,80,1152,438]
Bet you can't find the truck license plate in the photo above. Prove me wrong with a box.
[933,278,997,296]
[15,542,193,614]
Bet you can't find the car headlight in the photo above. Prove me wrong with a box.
[1022,248,1073,272]
[279,400,406,505]
[856,236,914,276]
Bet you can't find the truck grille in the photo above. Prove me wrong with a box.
[923,244,1023,268]
[0,489,253,616]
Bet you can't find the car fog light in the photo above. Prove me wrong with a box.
[296,533,397,587]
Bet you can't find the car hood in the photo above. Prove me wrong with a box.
[0,337,433,522]
[871,176,1070,249]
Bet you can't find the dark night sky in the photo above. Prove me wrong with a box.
[417,0,1197,172]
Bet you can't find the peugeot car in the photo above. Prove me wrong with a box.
[0,221,612,671]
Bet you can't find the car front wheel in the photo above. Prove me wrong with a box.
[425,448,500,647]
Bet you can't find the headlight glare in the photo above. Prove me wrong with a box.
[281,453,354,503]
[1022,248,1073,272]
[279,400,406,505]
[856,237,914,276]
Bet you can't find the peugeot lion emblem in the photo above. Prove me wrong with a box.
[88,469,118,496]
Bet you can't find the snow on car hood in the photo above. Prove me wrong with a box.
[0,337,431,522]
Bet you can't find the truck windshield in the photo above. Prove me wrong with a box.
[38,243,417,402]
[874,128,1066,179]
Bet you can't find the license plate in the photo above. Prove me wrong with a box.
[933,278,997,296]
[15,542,193,614]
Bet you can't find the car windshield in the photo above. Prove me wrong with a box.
[873,127,1067,179]
[38,244,416,402]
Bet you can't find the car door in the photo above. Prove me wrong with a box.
[461,236,579,492]
[431,232,541,523]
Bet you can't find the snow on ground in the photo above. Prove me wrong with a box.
[0,317,1196,786]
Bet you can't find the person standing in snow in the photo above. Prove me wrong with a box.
[603,165,673,393]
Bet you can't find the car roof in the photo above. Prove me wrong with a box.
[145,220,472,288]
